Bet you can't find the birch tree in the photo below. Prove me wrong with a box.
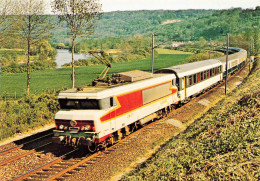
[52,0,102,88]
[14,0,52,94]
[0,0,14,44]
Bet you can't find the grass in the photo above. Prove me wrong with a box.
[0,53,191,98]
[156,48,193,55]
[121,58,260,180]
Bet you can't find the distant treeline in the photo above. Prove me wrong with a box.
[50,8,260,45]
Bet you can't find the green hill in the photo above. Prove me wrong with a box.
[51,8,260,45]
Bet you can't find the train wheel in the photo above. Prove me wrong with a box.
[131,122,138,132]
[88,143,97,153]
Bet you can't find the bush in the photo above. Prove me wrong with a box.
[0,90,60,141]
[1,61,57,73]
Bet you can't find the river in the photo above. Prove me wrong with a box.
[55,49,90,68]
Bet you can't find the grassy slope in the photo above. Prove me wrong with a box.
[0,53,190,98]
[122,59,260,180]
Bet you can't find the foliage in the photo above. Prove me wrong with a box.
[0,89,60,141]
[63,36,153,67]
[52,0,102,88]
[122,58,260,180]
[187,52,222,63]
[1,60,57,73]
[6,0,54,93]
[37,40,57,60]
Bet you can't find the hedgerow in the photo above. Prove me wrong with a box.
[0,90,60,141]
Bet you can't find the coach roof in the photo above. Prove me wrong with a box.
[155,59,222,77]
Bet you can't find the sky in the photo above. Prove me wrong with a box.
[100,0,260,12]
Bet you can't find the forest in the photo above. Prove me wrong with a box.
[51,8,260,47]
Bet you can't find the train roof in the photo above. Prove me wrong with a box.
[216,48,247,63]
[58,70,176,99]
[155,59,222,77]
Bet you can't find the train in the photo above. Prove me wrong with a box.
[52,47,247,152]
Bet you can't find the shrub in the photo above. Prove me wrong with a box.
[0,90,60,141]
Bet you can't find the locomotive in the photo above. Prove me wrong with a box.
[52,47,247,152]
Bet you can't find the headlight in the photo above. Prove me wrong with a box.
[84,125,91,131]
[59,124,64,130]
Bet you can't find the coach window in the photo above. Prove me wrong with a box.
[193,74,196,84]
[204,71,207,79]
[200,72,203,81]
[188,76,192,86]
[197,73,200,82]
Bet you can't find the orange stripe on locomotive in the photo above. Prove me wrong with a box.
[100,80,177,122]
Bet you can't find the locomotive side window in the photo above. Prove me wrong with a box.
[110,97,117,107]
[172,79,176,86]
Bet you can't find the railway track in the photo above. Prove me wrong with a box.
[11,120,160,181]
[0,61,250,181]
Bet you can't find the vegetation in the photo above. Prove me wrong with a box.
[0,90,60,142]
[122,58,260,180]
[0,40,57,73]
[88,8,259,48]
[62,36,153,67]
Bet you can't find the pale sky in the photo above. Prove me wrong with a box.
[100,0,260,12]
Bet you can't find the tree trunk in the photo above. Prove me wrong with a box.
[27,40,30,94]
[72,38,75,88]
[27,15,31,95]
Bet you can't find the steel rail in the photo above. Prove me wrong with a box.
[0,142,52,167]
[44,121,159,181]
[10,148,78,181]
[0,132,53,157]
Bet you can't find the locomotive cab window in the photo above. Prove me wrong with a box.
[59,99,100,110]
[59,97,117,110]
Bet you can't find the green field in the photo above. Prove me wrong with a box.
[156,48,193,55]
[0,53,190,98]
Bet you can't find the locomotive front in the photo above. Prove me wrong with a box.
[52,88,115,151]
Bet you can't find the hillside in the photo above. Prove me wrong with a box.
[122,59,260,180]
[51,8,260,45]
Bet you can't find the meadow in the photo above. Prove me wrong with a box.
[0,52,191,98]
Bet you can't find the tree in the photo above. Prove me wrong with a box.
[13,0,53,94]
[0,0,14,45]
[52,0,102,88]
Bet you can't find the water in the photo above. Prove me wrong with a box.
[55,49,90,68]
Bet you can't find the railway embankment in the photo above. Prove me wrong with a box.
[121,58,259,180]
